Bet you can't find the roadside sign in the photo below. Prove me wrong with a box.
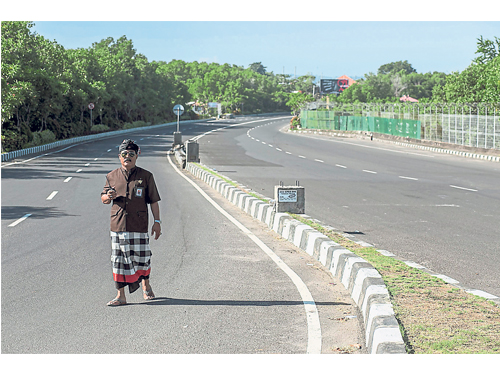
[278,190,298,203]
[88,103,94,110]
[173,104,184,116]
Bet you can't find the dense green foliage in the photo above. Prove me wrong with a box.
[1,22,295,152]
[333,60,447,103]
[432,37,500,103]
[2,21,497,153]
[335,37,499,105]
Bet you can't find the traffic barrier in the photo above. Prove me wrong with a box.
[185,162,407,354]
[1,120,201,163]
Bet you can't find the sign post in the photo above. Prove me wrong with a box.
[88,103,94,127]
[173,104,184,132]
[173,104,185,146]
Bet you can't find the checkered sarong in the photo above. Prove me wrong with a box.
[110,231,151,292]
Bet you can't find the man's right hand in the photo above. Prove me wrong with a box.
[107,189,117,200]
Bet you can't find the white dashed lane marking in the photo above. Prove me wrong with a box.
[8,214,32,227]
[46,191,58,200]
[63,177,72,183]
[248,123,483,197]
[450,185,478,192]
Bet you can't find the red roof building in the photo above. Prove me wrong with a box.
[337,75,357,86]
[400,95,419,103]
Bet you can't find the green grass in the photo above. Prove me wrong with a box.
[288,214,500,354]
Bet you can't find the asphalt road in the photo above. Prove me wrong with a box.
[1,124,364,354]
[196,115,500,298]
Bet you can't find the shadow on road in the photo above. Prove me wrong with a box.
[1,206,78,220]
[120,297,350,307]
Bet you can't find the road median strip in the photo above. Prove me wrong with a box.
[185,161,406,354]
[184,160,500,354]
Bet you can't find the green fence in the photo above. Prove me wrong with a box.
[300,110,421,139]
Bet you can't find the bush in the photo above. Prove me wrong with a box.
[290,116,301,130]
[2,130,29,152]
[27,129,56,147]
[91,124,110,133]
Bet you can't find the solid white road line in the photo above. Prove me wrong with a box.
[168,156,322,354]
[450,185,478,192]
[63,177,72,183]
[8,214,32,227]
[46,191,58,200]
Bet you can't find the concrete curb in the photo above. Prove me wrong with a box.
[185,162,407,354]
[290,129,500,163]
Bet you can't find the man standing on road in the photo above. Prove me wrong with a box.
[101,139,162,306]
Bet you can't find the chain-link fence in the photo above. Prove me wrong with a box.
[301,102,500,150]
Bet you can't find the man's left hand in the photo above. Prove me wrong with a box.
[151,222,161,240]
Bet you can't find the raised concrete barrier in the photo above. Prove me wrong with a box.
[185,162,407,354]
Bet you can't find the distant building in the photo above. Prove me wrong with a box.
[400,95,419,103]
[337,75,357,87]
[319,75,357,95]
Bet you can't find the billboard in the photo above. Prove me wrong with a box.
[320,79,349,95]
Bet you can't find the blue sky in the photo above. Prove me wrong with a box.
[6,2,499,80]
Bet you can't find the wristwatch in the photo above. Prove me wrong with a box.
[154,219,162,224]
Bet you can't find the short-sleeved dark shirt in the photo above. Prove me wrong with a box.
[102,166,161,233]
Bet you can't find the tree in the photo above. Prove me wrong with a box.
[474,36,500,65]
[434,36,500,103]
[248,62,267,75]
[286,92,314,115]
[390,73,407,98]
[378,60,416,75]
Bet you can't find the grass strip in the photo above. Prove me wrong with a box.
[289,214,500,354]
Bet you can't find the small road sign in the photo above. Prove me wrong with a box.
[88,103,95,110]
[173,104,184,116]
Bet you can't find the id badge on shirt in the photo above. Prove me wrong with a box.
[134,186,144,198]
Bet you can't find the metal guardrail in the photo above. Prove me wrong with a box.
[1,120,201,163]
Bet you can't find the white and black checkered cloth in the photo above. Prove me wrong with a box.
[110,231,152,292]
